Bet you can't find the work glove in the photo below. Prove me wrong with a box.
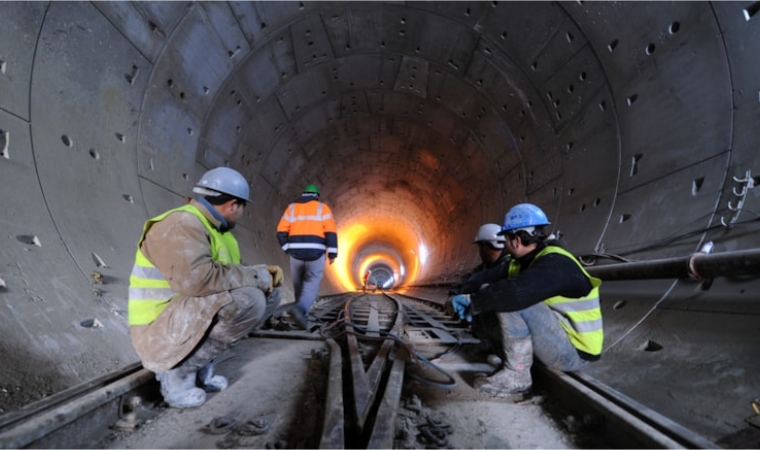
[243,265,273,294]
[450,294,472,322]
[267,265,284,288]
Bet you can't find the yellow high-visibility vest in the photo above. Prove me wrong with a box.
[128,204,240,326]
[508,246,603,355]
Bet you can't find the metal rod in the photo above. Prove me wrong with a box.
[366,355,405,449]
[585,248,760,281]
[319,339,345,449]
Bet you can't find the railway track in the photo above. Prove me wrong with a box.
[0,292,717,448]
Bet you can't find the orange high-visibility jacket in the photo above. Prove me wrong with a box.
[277,194,338,261]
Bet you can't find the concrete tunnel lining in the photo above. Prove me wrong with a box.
[1,1,760,444]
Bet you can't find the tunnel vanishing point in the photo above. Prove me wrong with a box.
[1,1,760,444]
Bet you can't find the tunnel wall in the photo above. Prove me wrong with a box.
[1,1,760,441]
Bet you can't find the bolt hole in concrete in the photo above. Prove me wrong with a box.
[80,318,103,328]
[92,252,109,268]
[16,235,41,247]
[641,339,663,352]
[0,129,8,159]
[61,134,72,147]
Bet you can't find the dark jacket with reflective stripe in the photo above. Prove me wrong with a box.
[470,243,603,358]
[276,194,338,261]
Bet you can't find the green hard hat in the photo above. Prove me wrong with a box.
[303,184,320,194]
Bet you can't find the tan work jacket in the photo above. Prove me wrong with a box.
[130,199,271,372]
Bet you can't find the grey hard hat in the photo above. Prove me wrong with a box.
[192,167,250,202]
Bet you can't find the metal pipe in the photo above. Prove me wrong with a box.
[585,248,760,281]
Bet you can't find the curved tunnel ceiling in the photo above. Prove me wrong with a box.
[2,0,760,442]
[151,0,604,291]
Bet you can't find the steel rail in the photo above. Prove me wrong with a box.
[342,294,404,430]
[569,371,717,448]
[0,362,142,431]
[0,292,720,449]
[396,292,719,449]
[535,366,717,448]
[0,364,154,449]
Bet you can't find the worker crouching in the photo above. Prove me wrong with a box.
[128,167,284,408]
[449,203,603,400]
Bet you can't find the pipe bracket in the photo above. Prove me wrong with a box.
[721,169,754,228]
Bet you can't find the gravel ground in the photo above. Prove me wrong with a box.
[98,336,605,449]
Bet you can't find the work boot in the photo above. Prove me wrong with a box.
[197,362,228,392]
[473,336,533,400]
[289,305,309,330]
[156,368,206,408]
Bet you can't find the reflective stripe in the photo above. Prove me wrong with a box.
[549,297,601,313]
[511,245,604,355]
[281,204,296,222]
[280,204,333,222]
[287,242,328,250]
[276,198,338,259]
[128,203,240,326]
[129,286,175,300]
[131,264,164,280]
[291,214,327,221]
[575,317,603,333]
[555,312,603,332]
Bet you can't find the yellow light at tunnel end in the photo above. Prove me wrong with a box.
[331,219,422,291]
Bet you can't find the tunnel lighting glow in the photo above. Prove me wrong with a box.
[418,243,429,264]
[358,254,399,290]
[330,216,423,291]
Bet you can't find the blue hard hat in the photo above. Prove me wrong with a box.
[499,203,551,234]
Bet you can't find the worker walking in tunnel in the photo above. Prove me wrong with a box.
[362,269,372,292]
[128,167,284,409]
[449,203,603,400]
[448,223,512,352]
[277,184,338,330]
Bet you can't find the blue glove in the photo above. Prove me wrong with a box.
[451,294,472,322]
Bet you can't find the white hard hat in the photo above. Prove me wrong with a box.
[193,167,250,202]
[473,223,506,249]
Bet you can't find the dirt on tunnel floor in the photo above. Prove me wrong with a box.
[93,335,606,449]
